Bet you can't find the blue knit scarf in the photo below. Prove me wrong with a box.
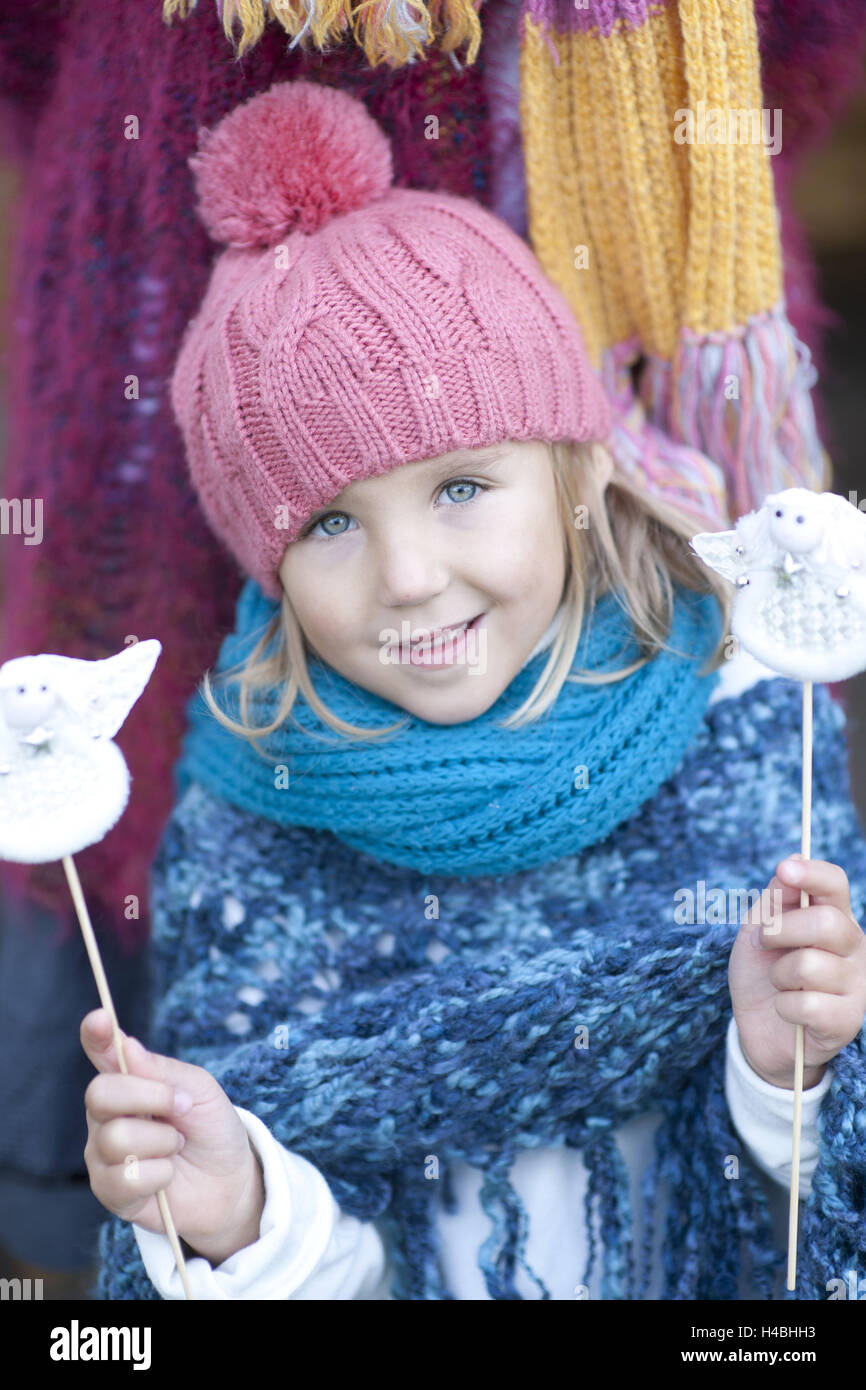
[174,579,725,877]
[95,579,866,1299]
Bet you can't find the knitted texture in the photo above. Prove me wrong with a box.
[171,79,611,598]
[174,581,724,874]
[94,673,866,1299]
[1,0,864,953]
[517,0,829,528]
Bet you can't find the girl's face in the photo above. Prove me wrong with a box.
[278,438,568,725]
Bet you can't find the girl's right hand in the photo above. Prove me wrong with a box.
[82,1008,265,1265]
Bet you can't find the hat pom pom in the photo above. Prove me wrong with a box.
[189,80,394,248]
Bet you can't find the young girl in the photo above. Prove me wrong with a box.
[84,80,866,1300]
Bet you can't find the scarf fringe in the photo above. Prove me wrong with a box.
[161,0,483,67]
[786,1027,866,1301]
[601,336,732,534]
[604,302,827,536]
[649,1051,781,1300]
[477,1147,551,1298]
[376,1168,454,1298]
[646,302,827,523]
[580,1128,635,1299]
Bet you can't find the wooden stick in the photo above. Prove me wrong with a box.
[786,679,812,1291]
[62,854,194,1300]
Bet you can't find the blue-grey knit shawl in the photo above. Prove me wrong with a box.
[95,603,866,1299]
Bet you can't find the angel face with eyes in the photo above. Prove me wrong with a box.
[766,492,825,556]
[0,671,58,733]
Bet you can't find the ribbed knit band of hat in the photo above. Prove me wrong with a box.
[169,79,612,599]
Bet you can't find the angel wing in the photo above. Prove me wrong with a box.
[689,528,743,584]
[0,640,161,741]
[52,639,162,738]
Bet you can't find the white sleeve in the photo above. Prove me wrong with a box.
[725,1015,833,1200]
[132,1106,393,1300]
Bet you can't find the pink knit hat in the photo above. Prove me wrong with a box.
[170,80,612,600]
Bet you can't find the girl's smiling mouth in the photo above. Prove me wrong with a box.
[398,612,486,668]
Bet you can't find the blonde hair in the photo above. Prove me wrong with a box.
[201,439,734,757]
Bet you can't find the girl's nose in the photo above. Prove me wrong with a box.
[372,539,452,609]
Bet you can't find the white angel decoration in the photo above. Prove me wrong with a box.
[0,640,162,862]
[0,636,194,1298]
[690,487,866,683]
[691,487,866,1293]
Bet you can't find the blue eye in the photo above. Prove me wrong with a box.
[442,479,482,504]
[319,513,352,536]
[305,511,355,539]
[302,478,487,540]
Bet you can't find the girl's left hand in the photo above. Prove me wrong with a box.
[728,856,866,1089]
